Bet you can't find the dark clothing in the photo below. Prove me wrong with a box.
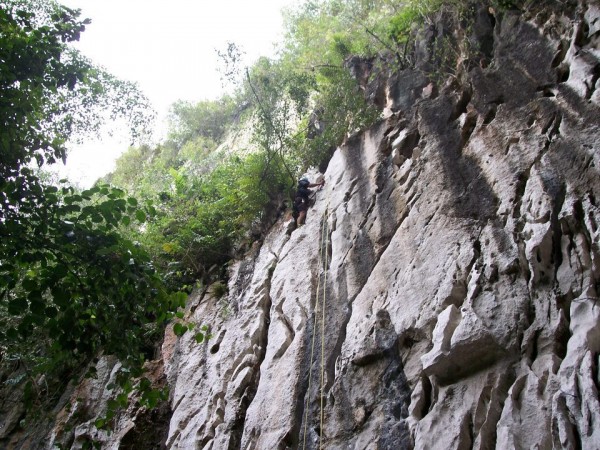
[293,186,312,217]
[297,186,311,200]
[292,179,323,226]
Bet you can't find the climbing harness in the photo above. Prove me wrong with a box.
[301,193,330,450]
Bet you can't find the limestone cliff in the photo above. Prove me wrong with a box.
[4,1,600,448]
[159,2,600,448]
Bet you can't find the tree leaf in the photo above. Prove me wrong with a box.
[8,297,28,315]
[173,322,187,337]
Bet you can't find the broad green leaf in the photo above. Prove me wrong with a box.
[51,287,70,307]
[8,297,28,315]
[173,322,187,337]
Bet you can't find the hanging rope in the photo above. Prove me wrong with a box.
[319,204,329,449]
[301,197,330,450]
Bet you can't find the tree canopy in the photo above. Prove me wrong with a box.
[0,0,181,421]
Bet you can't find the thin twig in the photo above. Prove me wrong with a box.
[365,27,402,62]
[245,68,296,188]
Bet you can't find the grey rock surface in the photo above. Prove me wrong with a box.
[158,3,600,448]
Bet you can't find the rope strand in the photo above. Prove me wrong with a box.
[319,206,329,449]
[301,193,330,450]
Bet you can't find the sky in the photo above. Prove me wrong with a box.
[58,0,295,186]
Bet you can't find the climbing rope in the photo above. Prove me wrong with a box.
[301,214,325,449]
[301,197,330,450]
[320,205,329,449]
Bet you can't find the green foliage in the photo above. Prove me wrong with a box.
[167,97,237,148]
[138,151,290,286]
[212,281,227,298]
[282,0,399,67]
[106,96,241,200]
[0,0,175,423]
[240,0,385,171]
[91,368,169,435]
[0,180,185,389]
[197,324,212,343]
[105,144,183,200]
[242,57,315,181]
[388,3,423,43]
[0,0,154,180]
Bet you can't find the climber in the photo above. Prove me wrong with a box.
[293,176,324,226]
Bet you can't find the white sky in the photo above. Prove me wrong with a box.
[58,0,294,186]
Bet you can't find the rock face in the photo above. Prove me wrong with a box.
[3,1,599,449]
[160,2,600,448]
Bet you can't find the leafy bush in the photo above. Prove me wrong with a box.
[167,97,238,148]
[212,282,228,298]
[0,0,177,419]
[0,180,186,405]
[135,151,289,287]
[0,0,154,181]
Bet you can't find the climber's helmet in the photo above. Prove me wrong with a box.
[298,177,310,188]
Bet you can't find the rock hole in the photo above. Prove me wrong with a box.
[590,192,597,207]
[557,64,570,83]
[473,239,481,257]
[527,115,536,127]
[585,64,600,100]
[488,9,496,30]
[543,88,556,97]
[536,84,557,97]
[551,41,567,68]
[422,376,433,414]
[575,21,591,47]
[483,104,497,125]
[461,114,477,146]
[280,430,295,449]
[449,88,473,122]
[555,296,571,359]
[531,330,541,362]
[210,343,220,354]
[589,212,598,233]
[573,199,585,223]
[592,354,600,395]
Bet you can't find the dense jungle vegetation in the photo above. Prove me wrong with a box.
[0,0,529,437]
